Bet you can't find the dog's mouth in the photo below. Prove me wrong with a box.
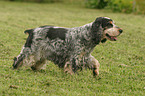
[106,33,117,41]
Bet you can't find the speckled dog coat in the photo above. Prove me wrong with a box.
[13,17,123,76]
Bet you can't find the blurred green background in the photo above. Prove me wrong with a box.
[5,0,145,14]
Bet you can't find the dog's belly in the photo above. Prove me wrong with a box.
[38,39,69,67]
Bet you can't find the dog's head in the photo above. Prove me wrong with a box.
[92,17,123,43]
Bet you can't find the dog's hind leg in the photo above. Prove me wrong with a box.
[13,28,34,69]
[13,46,32,69]
[64,61,74,75]
[31,58,46,71]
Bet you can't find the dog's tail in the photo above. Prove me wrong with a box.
[24,29,34,47]
[24,29,33,35]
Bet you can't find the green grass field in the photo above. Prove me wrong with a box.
[0,1,145,96]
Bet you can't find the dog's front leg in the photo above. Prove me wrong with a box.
[89,55,100,77]
[64,57,80,75]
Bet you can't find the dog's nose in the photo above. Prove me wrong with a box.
[119,29,123,33]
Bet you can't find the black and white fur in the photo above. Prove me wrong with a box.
[13,17,123,76]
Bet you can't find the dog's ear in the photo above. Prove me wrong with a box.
[94,17,104,26]
[101,38,107,43]
[91,18,104,44]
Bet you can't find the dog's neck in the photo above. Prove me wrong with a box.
[80,22,103,46]
[74,23,98,48]
[67,22,103,48]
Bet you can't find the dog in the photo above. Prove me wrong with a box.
[13,17,123,77]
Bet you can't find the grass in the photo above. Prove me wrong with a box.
[0,1,145,96]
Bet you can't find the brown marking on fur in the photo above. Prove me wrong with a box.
[93,65,99,77]
[109,21,113,24]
